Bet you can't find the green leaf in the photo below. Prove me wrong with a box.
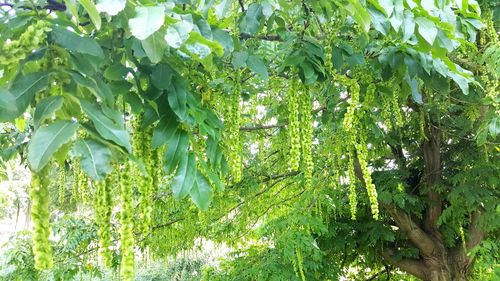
[95,0,126,16]
[28,120,79,171]
[69,71,114,107]
[489,116,499,139]
[416,17,438,45]
[171,152,196,199]
[14,117,26,131]
[53,142,73,165]
[0,88,19,122]
[80,0,102,30]
[63,0,79,23]
[246,55,269,80]
[69,53,101,75]
[185,42,212,58]
[34,96,64,128]
[163,130,189,174]
[378,0,394,16]
[212,28,234,55]
[345,0,371,33]
[80,100,132,152]
[190,170,212,210]
[186,32,224,57]
[168,78,188,120]
[142,31,167,64]
[72,139,112,180]
[232,51,248,69]
[151,64,173,90]
[368,7,390,35]
[165,21,193,48]
[476,123,488,146]
[405,74,422,104]
[200,161,224,192]
[104,63,128,81]
[389,0,404,31]
[402,10,415,42]
[239,3,263,35]
[152,113,178,148]
[122,91,143,114]
[51,27,104,58]
[129,6,165,40]
[9,72,49,119]
[215,0,231,18]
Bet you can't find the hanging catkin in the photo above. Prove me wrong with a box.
[30,166,53,270]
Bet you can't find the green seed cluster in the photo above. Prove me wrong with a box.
[29,166,53,270]
[419,110,428,141]
[338,76,379,220]
[299,86,314,190]
[150,148,161,195]
[78,167,90,204]
[70,159,89,204]
[225,81,242,183]
[347,150,357,220]
[296,247,306,281]
[483,6,498,44]
[342,79,360,133]
[381,93,394,131]
[132,115,154,236]
[336,76,362,219]
[57,165,66,205]
[34,46,71,105]
[120,162,135,281]
[43,46,71,88]
[71,162,80,204]
[40,46,70,71]
[0,20,51,65]
[287,78,301,171]
[364,84,376,109]
[355,137,379,220]
[391,87,404,128]
[94,178,113,267]
[292,247,299,278]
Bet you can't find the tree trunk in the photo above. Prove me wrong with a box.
[425,254,471,281]
[381,120,482,281]
[383,246,474,281]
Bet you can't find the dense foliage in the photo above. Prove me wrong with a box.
[0,0,498,280]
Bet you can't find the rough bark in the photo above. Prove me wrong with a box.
[422,124,443,242]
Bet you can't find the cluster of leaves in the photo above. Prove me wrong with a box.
[0,217,101,281]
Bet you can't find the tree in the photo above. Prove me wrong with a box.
[0,0,498,281]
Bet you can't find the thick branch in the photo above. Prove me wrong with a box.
[382,248,428,280]
[466,210,485,252]
[353,156,437,257]
[422,123,443,240]
[450,208,486,274]
[385,204,438,257]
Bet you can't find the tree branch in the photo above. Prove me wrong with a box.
[240,107,325,132]
[239,33,282,41]
[238,0,245,12]
[466,209,485,252]
[382,248,428,280]
[385,204,438,257]
[240,123,285,131]
[422,121,443,241]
